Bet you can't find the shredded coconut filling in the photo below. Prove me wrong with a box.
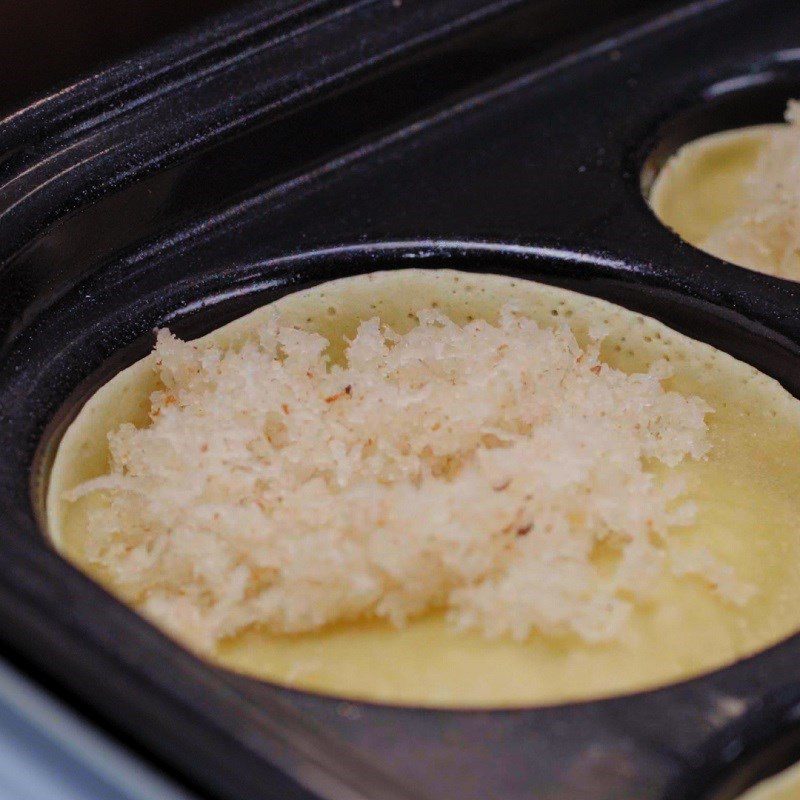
[703,100,800,277]
[66,305,743,652]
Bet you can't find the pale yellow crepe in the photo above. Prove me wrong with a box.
[649,123,800,278]
[740,762,800,800]
[649,126,774,246]
[46,269,800,707]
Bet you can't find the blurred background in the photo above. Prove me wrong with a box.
[0,0,238,114]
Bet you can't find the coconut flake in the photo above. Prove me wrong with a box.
[66,306,744,650]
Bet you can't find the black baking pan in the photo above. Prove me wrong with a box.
[3,1,800,798]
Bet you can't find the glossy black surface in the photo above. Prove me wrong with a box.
[0,0,240,114]
[3,1,800,798]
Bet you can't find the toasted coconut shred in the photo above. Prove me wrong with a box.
[703,100,800,277]
[66,306,750,652]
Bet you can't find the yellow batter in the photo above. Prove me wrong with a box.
[46,269,800,707]
[649,126,774,247]
[648,125,792,274]
[740,761,800,800]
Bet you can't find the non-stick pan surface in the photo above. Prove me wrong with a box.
[3,2,800,798]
